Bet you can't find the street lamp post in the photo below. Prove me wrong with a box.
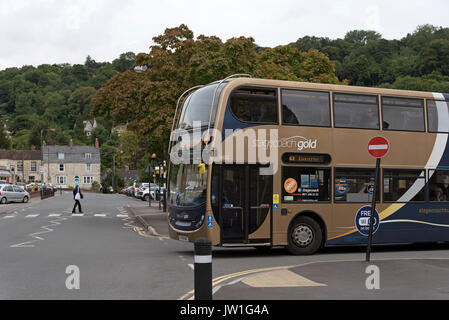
[150,153,157,207]
[41,128,55,185]
[112,154,116,193]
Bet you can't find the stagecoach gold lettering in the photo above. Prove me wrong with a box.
[254,137,318,151]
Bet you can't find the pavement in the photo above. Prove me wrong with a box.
[128,203,449,300]
[126,202,168,237]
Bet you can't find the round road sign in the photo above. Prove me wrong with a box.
[368,136,390,159]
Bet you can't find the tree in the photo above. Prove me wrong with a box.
[112,52,136,72]
[344,30,382,45]
[93,24,342,154]
[0,127,11,149]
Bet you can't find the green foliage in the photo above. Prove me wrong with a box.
[290,24,449,89]
[93,24,342,157]
[0,127,11,149]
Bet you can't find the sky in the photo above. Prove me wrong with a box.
[1,0,449,70]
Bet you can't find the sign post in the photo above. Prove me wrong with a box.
[366,137,390,262]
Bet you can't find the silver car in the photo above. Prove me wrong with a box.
[0,185,30,204]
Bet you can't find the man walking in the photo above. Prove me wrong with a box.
[72,184,83,213]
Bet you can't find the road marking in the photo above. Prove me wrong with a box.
[10,217,67,248]
[3,215,15,219]
[188,264,194,270]
[25,214,39,218]
[242,269,327,288]
[72,214,84,217]
[48,214,61,217]
[117,214,128,218]
[94,214,107,217]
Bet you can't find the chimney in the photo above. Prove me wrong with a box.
[95,138,99,148]
[31,145,35,151]
[69,139,73,148]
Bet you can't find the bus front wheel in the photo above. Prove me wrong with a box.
[287,216,322,255]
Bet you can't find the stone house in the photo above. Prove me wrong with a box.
[42,140,101,190]
[0,149,43,184]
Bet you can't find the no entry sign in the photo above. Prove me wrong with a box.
[368,136,390,159]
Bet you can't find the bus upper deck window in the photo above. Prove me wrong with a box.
[382,97,425,132]
[333,93,379,130]
[230,88,278,124]
[427,100,449,133]
[281,90,330,127]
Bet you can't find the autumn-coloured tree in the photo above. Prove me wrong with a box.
[92,24,342,154]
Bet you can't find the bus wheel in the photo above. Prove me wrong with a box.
[287,216,322,255]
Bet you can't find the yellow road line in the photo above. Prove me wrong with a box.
[133,227,169,239]
[178,265,295,300]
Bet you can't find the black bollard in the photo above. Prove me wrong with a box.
[194,238,212,300]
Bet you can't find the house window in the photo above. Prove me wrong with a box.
[85,153,92,159]
[86,164,91,172]
[29,176,35,182]
[17,161,23,172]
[56,176,66,185]
[58,153,65,160]
[59,164,65,172]
[83,176,94,184]
[86,131,91,137]
[31,161,37,172]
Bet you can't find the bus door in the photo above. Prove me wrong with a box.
[218,164,273,245]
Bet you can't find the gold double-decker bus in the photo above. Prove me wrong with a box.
[167,75,449,255]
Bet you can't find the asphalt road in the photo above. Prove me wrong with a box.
[1,192,449,300]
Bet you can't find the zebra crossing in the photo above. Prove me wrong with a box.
[0,207,130,221]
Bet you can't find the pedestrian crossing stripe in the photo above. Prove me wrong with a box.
[25,214,39,218]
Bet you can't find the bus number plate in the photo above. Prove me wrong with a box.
[179,235,189,242]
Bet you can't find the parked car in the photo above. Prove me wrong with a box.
[0,180,7,185]
[0,184,30,204]
[124,186,133,196]
[140,186,166,201]
[16,182,26,189]
[132,182,150,197]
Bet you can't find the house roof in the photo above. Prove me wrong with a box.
[42,146,100,164]
[0,150,42,161]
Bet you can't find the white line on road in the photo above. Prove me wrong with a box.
[71,214,84,217]
[48,214,61,217]
[94,214,107,217]
[3,215,15,219]
[25,214,39,218]
[117,214,128,218]
[10,217,67,248]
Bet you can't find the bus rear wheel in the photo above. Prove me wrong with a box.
[287,216,322,255]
